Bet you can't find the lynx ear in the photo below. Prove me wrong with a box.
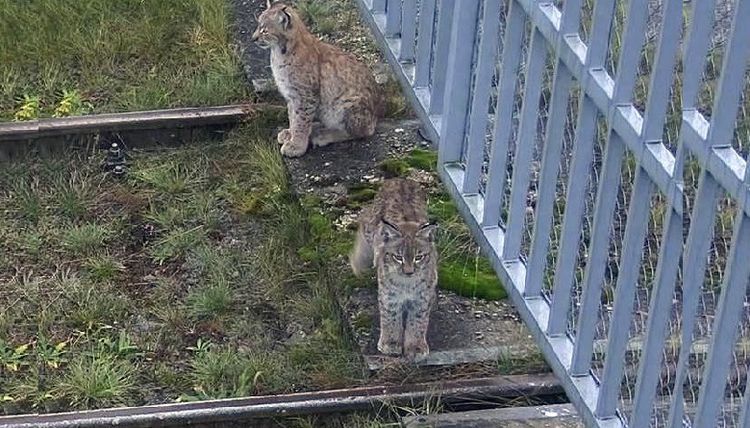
[381,219,401,241]
[417,222,437,239]
[278,6,292,29]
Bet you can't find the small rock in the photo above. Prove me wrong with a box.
[143,274,157,283]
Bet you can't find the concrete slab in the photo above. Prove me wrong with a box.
[401,404,583,428]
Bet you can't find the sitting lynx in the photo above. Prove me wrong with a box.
[252,1,385,157]
[350,178,437,361]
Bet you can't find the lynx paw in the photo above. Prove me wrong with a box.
[404,339,429,361]
[280,141,307,158]
[377,338,403,356]
[277,129,292,145]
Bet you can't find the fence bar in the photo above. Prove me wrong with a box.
[558,0,583,34]
[705,0,750,148]
[501,29,549,261]
[610,0,650,104]
[482,0,526,228]
[437,0,480,165]
[398,0,417,62]
[372,0,386,13]
[665,170,720,428]
[693,212,750,428]
[586,0,618,68]
[594,167,654,417]
[462,0,502,195]
[629,205,682,427]
[525,66,573,297]
[546,98,598,336]
[570,130,626,376]
[385,0,402,37]
[414,0,436,87]
[428,0,455,115]
[641,0,682,142]
[681,0,717,108]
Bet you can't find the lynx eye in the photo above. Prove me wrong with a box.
[414,254,426,262]
[392,254,403,263]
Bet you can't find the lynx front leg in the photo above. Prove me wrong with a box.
[377,300,403,356]
[403,300,431,361]
[276,104,294,146]
[280,102,315,158]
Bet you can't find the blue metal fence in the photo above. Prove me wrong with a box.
[354,0,750,427]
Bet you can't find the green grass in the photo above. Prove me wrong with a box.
[54,353,135,409]
[185,345,298,400]
[61,223,112,256]
[0,121,367,415]
[0,0,250,121]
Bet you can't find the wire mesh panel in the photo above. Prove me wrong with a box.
[354,0,750,426]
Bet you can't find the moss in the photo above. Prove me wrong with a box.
[297,246,319,263]
[351,312,373,332]
[346,182,380,208]
[378,158,409,178]
[308,213,333,240]
[406,148,437,172]
[438,259,507,301]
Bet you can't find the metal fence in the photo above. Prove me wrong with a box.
[354,0,750,427]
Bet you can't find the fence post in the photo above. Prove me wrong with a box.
[371,0,385,13]
[385,0,402,37]
[428,0,455,115]
[414,0,436,87]
[437,0,479,165]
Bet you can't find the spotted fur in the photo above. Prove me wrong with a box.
[252,1,385,157]
[350,178,438,361]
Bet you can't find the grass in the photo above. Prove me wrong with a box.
[0,121,366,415]
[61,223,111,256]
[0,0,250,121]
[55,353,136,409]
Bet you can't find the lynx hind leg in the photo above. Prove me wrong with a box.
[343,103,378,139]
[311,128,352,147]
[403,301,431,361]
[349,228,373,276]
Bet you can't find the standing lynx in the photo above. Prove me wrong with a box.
[350,178,438,360]
[252,1,385,157]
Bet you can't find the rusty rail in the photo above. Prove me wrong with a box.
[0,374,562,428]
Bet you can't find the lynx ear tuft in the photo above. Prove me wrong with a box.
[381,219,401,241]
[278,6,292,29]
[417,222,437,239]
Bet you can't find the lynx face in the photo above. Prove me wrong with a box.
[251,2,295,51]
[380,220,436,277]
